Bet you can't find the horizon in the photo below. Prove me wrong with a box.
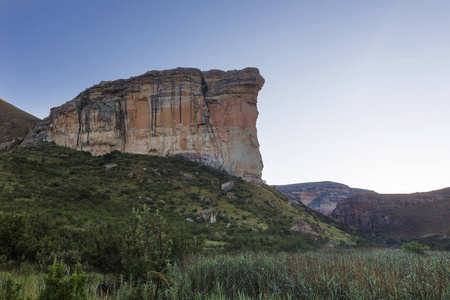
[1,1,449,194]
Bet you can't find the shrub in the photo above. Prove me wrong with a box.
[38,259,88,300]
[169,227,205,262]
[403,241,430,255]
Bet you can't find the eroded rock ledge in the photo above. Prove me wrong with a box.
[23,67,265,183]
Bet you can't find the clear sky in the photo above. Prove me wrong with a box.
[1,0,449,193]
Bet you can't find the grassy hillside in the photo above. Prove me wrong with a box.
[0,142,363,270]
[0,98,40,143]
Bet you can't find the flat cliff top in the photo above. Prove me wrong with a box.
[274,181,374,192]
[85,67,264,97]
[338,187,450,205]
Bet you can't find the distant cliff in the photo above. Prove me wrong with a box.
[330,188,450,239]
[273,181,375,215]
[23,68,265,183]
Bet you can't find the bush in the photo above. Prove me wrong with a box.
[38,259,88,300]
[169,227,205,262]
[403,241,430,255]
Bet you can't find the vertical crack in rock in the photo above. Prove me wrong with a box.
[76,94,90,151]
[150,94,159,137]
[200,75,215,140]
[179,84,182,124]
[84,105,91,145]
[189,79,199,135]
[115,99,127,151]
[76,108,82,150]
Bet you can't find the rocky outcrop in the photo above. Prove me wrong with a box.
[23,68,264,183]
[331,188,450,239]
[273,181,375,215]
[290,219,320,238]
[0,138,22,151]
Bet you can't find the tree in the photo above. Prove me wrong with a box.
[121,206,172,299]
[403,241,430,255]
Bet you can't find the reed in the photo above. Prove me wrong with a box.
[174,249,450,299]
[1,249,449,299]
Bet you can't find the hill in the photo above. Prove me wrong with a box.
[273,181,375,215]
[0,142,364,270]
[331,188,450,240]
[0,98,40,143]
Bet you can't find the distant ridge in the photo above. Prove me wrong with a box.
[0,97,40,143]
[331,187,450,239]
[273,181,375,215]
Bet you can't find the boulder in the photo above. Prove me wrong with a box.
[198,195,212,203]
[221,181,235,192]
[196,208,217,223]
[103,163,118,171]
[226,192,239,200]
[181,173,194,181]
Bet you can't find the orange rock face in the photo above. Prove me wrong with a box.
[23,68,265,183]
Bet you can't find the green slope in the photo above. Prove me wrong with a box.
[0,142,362,270]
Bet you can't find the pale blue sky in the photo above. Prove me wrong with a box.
[1,0,449,193]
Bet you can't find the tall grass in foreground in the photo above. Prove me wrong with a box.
[0,269,117,299]
[1,249,449,299]
[173,249,450,299]
[0,271,43,299]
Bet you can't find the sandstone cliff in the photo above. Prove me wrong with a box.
[23,68,265,183]
[273,181,375,215]
[330,188,450,239]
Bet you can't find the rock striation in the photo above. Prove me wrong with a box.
[273,181,375,215]
[23,68,265,183]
